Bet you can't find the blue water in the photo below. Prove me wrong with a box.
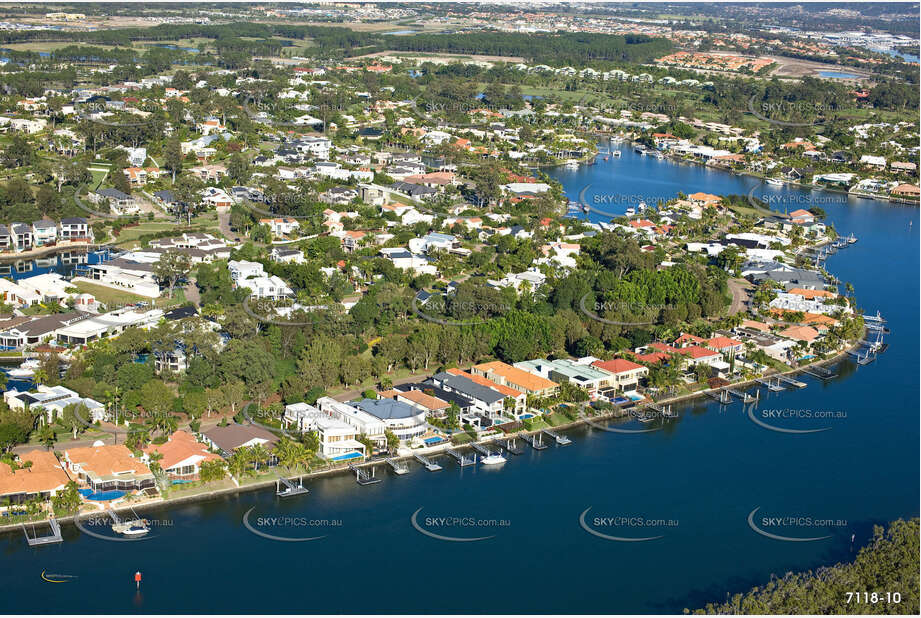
[0,149,916,614]
[0,250,103,282]
[818,70,860,79]
[330,452,362,461]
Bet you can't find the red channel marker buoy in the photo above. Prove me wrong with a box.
[135,571,142,589]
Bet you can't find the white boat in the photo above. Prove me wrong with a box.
[564,159,579,169]
[766,178,784,186]
[612,150,621,157]
[480,453,507,466]
[7,359,40,378]
[655,151,665,160]
[111,508,150,536]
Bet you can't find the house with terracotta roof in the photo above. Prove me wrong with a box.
[142,431,223,479]
[706,336,744,355]
[471,360,559,397]
[674,332,706,348]
[779,325,819,343]
[512,358,607,395]
[789,209,815,224]
[0,450,71,505]
[687,192,721,207]
[591,358,649,392]
[447,367,527,413]
[63,444,155,493]
[387,388,451,417]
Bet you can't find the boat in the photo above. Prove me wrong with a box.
[655,151,665,160]
[863,311,885,323]
[603,156,609,161]
[635,147,647,155]
[480,453,507,466]
[564,159,579,169]
[7,359,40,378]
[847,233,857,244]
[111,509,150,536]
[766,178,784,186]
[612,150,621,157]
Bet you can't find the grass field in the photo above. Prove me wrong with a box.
[71,281,186,309]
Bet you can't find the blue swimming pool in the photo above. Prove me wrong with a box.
[78,489,126,501]
[330,452,362,461]
[423,437,445,445]
[171,479,195,485]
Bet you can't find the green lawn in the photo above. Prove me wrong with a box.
[70,281,185,309]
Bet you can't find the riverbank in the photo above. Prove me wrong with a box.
[0,334,861,538]
[0,241,102,261]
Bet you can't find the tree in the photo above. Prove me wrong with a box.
[52,481,82,515]
[384,430,399,454]
[153,251,192,299]
[140,381,173,417]
[199,459,226,483]
[164,138,183,183]
[227,152,251,183]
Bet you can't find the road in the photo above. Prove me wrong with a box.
[728,278,752,315]
[217,209,235,240]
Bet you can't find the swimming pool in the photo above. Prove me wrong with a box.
[330,452,362,461]
[423,437,445,445]
[78,489,126,501]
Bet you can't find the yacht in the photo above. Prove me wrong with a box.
[564,159,579,169]
[766,177,784,186]
[655,151,665,160]
[7,359,40,379]
[480,453,507,466]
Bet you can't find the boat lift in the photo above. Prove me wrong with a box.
[22,517,63,546]
[755,377,786,392]
[385,458,410,475]
[706,389,732,404]
[348,463,381,485]
[776,375,807,388]
[275,473,309,497]
[542,429,572,446]
[519,432,547,450]
[446,449,477,467]
[498,438,524,455]
[414,453,442,471]
[726,388,758,404]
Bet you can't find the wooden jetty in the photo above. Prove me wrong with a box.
[776,375,807,388]
[470,442,498,458]
[348,463,381,485]
[498,438,524,455]
[520,432,547,450]
[705,389,732,404]
[542,429,572,445]
[414,453,442,471]
[385,458,410,475]
[22,517,63,546]
[446,448,477,466]
[726,388,758,403]
[756,377,786,392]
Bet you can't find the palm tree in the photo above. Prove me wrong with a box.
[249,444,269,472]
[227,449,251,480]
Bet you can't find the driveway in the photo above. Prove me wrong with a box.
[728,278,753,315]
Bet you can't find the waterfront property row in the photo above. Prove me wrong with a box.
[0,218,92,254]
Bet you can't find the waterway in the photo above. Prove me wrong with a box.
[1,149,917,614]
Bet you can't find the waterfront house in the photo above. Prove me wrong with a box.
[0,312,90,349]
[89,188,139,215]
[142,431,223,479]
[472,360,560,397]
[316,397,387,445]
[447,368,527,415]
[511,358,606,396]
[202,424,279,457]
[591,358,649,392]
[84,258,161,297]
[63,444,156,493]
[0,225,9,251]
[428,371,506,421]
[10,223,33,251]
[352,398,428,442]
[391,384,474,419]
[0,450,70,505]
[31,219,57,246]
[54,308,164,346]
[283,403,366,460]
[59,218,91,242]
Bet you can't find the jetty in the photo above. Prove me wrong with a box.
[446,448,477,466]
[777,375,807,388]
[706,390,732,404]
[22,516,63,546]
[348,464,381,485]
[275,473,309,497]
[520,432,547,450]
[726,388,758,403]
[414,453,442,471]
[543,429,572,445]
[803,365,837,380]
[470,442,499,458]
[498,438,524,455]
[756,377,786,392]
[385,458,410,475]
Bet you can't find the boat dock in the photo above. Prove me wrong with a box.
[348,464,381,485]
[22,517,63,546]
[802,365,837,380]
[275,473,309,497]
[469,442,498,458]
[726,388,759,403]
[755,377,786,392]
[777,375,807,388]
[385,458,410,475]
[706,390,732,404]
[414,453,442,471]
[520,432,547,450]
[498,438,524,455]
[446,448,477,466]
[543,429,572,445]
[648,403,676,418]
